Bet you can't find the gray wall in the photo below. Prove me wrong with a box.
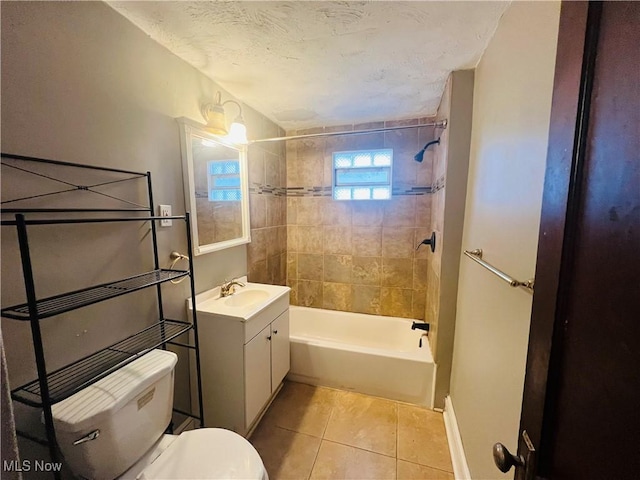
[1,1,281,472]
[449,2,561,478]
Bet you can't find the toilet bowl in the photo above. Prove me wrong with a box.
[51,350,267,479]
[121,429,267,480]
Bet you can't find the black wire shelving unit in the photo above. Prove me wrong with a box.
[1,153,205,480]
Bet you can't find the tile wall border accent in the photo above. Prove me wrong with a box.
[285,185,435,197]
[433,175,446,192]
[249,185,288,196]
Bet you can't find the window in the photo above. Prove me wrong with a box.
[207,160,242,201]
[332,149,393,200]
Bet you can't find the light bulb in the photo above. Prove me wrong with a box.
[228,121,248,144]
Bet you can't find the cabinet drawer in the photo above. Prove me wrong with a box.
[243,292,289,344]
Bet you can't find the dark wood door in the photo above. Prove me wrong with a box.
[514,2,640,480]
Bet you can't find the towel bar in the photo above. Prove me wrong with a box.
[463,249,534,293]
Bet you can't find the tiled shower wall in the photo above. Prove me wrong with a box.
[247,120,288,286]
[286,119,438,320]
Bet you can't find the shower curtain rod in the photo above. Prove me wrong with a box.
[249,119,447,144]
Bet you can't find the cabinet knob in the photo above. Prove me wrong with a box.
[273,330,278,335]
[267,335,272,340]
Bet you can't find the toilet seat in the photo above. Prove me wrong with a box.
[136,428,268,480]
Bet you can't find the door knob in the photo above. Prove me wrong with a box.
[493,443,524,473]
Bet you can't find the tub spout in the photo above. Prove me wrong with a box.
[411,321,430,332]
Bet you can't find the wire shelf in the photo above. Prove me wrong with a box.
[11,319,192,406]
[1,269,189,320]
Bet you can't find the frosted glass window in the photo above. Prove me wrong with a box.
[332,149,393,201]
[208,159,242,202]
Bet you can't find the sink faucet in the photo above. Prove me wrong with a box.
[220,278,246,297]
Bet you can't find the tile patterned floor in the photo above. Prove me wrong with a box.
[249,382,454,480]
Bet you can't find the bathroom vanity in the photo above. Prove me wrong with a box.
[187,278,290,436]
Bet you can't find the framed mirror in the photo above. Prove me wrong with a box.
[177,118,250,255]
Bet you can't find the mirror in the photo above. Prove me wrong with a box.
[177,118,250,255]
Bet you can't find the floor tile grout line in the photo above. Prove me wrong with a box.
[318,438,399,461]
[395,400,399,479]
[306,391,337,480]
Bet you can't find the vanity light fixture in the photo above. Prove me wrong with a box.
[202,91,248,144]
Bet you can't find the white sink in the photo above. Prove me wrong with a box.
[224,289,270,307]
[189,277,290,321]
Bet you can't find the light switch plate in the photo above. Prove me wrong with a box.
[159,205,172,227]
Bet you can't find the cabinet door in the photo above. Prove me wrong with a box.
[244,324,272,428]
[270,309,290,392]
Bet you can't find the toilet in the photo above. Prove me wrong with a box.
[51,349,267,480]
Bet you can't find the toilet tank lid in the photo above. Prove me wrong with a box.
[51,349,177,434]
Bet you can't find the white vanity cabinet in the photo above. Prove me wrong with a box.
[245,309,290,428]
[188,281,290,436]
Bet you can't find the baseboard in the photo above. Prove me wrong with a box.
[444,395,472,480]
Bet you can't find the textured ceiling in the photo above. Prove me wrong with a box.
[107,1,509,130]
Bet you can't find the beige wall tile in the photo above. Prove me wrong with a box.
[298,254,324,281]
[298,280,323,307]
[266,226,280,258]
[383,196,416,227]
[277,225,287,256]
[352,201,384,226]
[297,196,324,225]
[352,226,382,257]
[382,258,413,288]
[248,148,265,186]
[380,287,413,318]
[286,197,298,224]
[382,227,415,258]
[248,259,268,284]
[284,116,438,319]
[286,140,299,186]
[351,285,381,315]
[413,259,429,290]
[324,255,352,283]
[266,196,279,227]
[298,139,324,186]
[287,225,298,252]
[287,252,298,281]
[265,152,279,187]
[248,228,267,264]
[266,254,282,285]
[323,225,352,255]
[353,131,385,150]
[298,225,324,253]
[288,281,299,306]
[412,290,427,320]
[415,195,432,228]
[352,257,381,286]
[322,199,352,226]
[416,158,434,187]
[323,282,352,311]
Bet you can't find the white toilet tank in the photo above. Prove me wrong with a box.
[52,349,178,480]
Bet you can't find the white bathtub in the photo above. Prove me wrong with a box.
[287,306,436,407]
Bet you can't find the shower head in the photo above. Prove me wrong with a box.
[414,138,440,162]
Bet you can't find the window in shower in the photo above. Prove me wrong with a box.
[332,149,393,200]
[207,159,242,201]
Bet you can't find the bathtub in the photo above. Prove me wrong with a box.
[287,306,436,407]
